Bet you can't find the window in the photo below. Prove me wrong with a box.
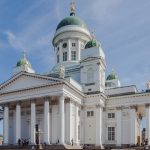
[87,68,94,83]
[72,43,76,47]
[108,127,115,141]
[108,113,115,118]
[57,55,59,63]
[71,51,76,60]
[63,52,67,61]
[87,111,94,117]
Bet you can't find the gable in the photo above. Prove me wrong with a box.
[0,73,60,93]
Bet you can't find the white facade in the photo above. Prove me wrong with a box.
[0,7,150,148]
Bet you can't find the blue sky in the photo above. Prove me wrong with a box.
[0,0,150,133]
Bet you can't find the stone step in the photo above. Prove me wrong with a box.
[0,144,65,150]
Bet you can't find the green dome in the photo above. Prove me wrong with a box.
[16,53,32,68]
[85,39,100,49]
[106,70,117,80]
[56,16,87,30]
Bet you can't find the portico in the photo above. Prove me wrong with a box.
[0,72,83,145]
[3,95,82,145]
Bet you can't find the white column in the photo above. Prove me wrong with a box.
[66,100,72,144]
[130,106,137,145]
[3,105,9,145]
[80,106,84,144]
[116,107,122,146]
[75,104,79,144]
[59,42,62,63]
[68,39,71,61]
[96,104,103,147]
[31,101,36,144]
[16,103,21,143]
[146,104,150,145]
[77,39,81,61]
[44,99,50,144]
[59,95,65,144]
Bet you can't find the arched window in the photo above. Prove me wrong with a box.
[87,68,94,83]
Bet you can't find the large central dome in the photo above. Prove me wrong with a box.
[56,15,87,30]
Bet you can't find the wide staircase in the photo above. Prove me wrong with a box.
[0,144,82,150]
[0,145,146,150]
[0,145,64,150]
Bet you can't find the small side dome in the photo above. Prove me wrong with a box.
[85,39,100,49]
[106,70,117,80]
[16,52,32,68]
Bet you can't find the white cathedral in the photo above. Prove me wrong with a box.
[1,3,150,148]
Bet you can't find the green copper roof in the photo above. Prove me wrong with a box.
[106,70,117,80]
[85,39,100,49]
[56,16,87,30]
[16,53,32,68]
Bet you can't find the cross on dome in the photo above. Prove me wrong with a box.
[22,50,27,59]
[70,1,75,16]
[91,29,96,40]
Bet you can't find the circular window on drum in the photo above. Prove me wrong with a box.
[62,43,67,48]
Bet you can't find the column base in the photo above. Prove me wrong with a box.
[3,143,9,146]
[30,143,36,145]
[116,144,122,147]
[95,144,104,149]
[43,142,50,145]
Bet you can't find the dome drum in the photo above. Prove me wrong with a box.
[53,30,91,47]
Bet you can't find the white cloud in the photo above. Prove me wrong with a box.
[5,31,25,51]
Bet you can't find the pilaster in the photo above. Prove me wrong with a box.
[95,104,103,147]
[116,107,122,147]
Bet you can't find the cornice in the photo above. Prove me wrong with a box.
[85,92,107,100]
[0,71,62,90]
[0,82,63,96]
[108,92,150,100]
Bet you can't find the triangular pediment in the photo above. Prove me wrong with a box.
[0,72,61,93]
